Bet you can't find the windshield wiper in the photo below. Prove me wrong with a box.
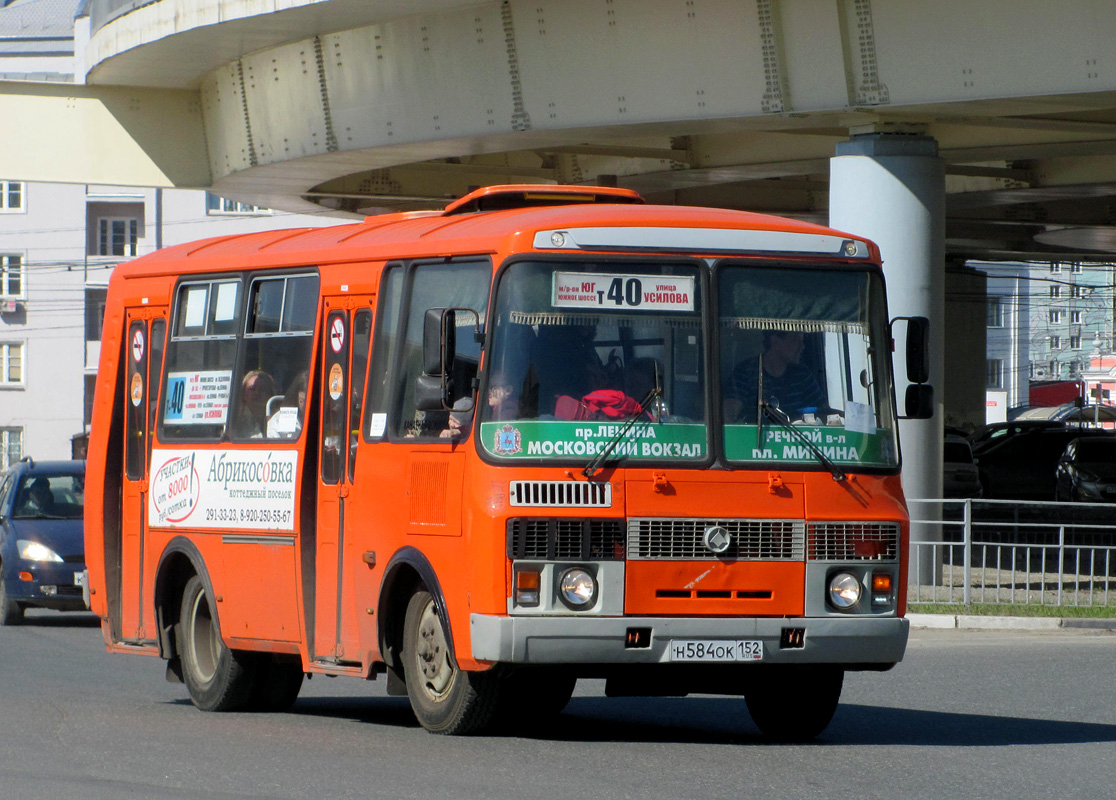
[760,401,846,482]
[583,384,662,478]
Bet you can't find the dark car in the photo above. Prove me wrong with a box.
[974,428,1114,501]
[0,458,87,625]
[1055,437,1116,502]
[944,436,982,499]
[968,419,1066,455]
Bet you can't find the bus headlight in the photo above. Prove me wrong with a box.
[827,571,862,610]
[558,567,597,609]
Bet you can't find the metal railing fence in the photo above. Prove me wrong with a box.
[908,498,1116,609]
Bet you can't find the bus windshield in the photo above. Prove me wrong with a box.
[479,260,707,464]
[718,263,899,469]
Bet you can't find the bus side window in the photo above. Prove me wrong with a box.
[364,266,403,441]
[236,274,319,441]
[392,261,490,440]
[160,280,240,441]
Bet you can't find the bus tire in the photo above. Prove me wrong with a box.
[402,589,499,735]
[745,666,844,742]
[0,571,25,626]
[178,575,254,712]
[248,655,304,712]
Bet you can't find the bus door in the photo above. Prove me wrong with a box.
[314,297,373,663]
[120,308,167,643]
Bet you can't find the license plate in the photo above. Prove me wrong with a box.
[73,571,87,588]
[668,639,763,662]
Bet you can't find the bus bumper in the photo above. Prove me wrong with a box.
[470,613,908,667]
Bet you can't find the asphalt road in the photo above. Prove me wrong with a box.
[2,609,1114,800]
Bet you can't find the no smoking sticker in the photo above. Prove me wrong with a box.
[330,317,345,353]
[132,328,145,362]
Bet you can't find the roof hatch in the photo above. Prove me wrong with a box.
[442,184,644,215]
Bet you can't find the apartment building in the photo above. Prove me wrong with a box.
[0,181,334,466]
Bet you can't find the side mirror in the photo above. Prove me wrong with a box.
[904,316,930,384]
[414,374,449,411]
[422,308,456,377]
[903,384,934,419]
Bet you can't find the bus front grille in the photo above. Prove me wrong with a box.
[807,522,900,561]
[626,518,806,561]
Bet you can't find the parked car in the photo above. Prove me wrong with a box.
[974,428,1114,501]
[1055,437,1116,502]
[943,436,982,499]
[0,458,87,625]
[968,419,1066,455]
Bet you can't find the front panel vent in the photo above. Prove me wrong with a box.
[507,518,625,560]
[509,481,612,508]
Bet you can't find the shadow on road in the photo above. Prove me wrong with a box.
[294,695,1116,746]
[15,611,101,629]
[165,691,1116,748]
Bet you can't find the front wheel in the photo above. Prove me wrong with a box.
[0,571,25,626]
[177,575,254,712]
[402,589,500,735]
[745,667,844,742]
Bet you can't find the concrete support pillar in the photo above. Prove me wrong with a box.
[829,133,945,586]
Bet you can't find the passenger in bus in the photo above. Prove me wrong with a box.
[266,371,309,439]
[725,330,829,422]
[234,369,276,437]
[486,373,518,420]
[439,397,475,440]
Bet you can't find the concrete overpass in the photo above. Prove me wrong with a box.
[6,0,1116,503]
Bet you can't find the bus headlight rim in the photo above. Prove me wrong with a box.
[827,570,862,610]
[557,567,597,610]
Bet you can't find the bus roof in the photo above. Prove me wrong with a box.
[115,185,879,278]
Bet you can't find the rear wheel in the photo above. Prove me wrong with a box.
[178,575,254,711]
[0,571,24,626]
[745,667,844,742]
[402,589,500,735]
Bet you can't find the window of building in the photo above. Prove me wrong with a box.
[1050,310,1063,324]
[986,358,1004,389]
[0,255,23,298]
[85,288,108,341]
[1050,263,1062,274]
[0,342,23,386]
[0,428,22,470]
[1050,335,1061,349]
[0,182,24,213]
[1072,310,1083,324]
[97,218,138,257]
[987,297,1003,328]
[1071,263,1083,274]
[1072,285,1087,298]
[206,193,271,215]
[1070,335,1082,350]
[1049,285,1060,298]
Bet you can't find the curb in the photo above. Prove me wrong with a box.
[907,613,1116,631]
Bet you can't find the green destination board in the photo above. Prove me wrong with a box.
[480,420,706,460]
[724,424,893,466]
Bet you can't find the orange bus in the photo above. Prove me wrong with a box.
[85,184,931,740]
